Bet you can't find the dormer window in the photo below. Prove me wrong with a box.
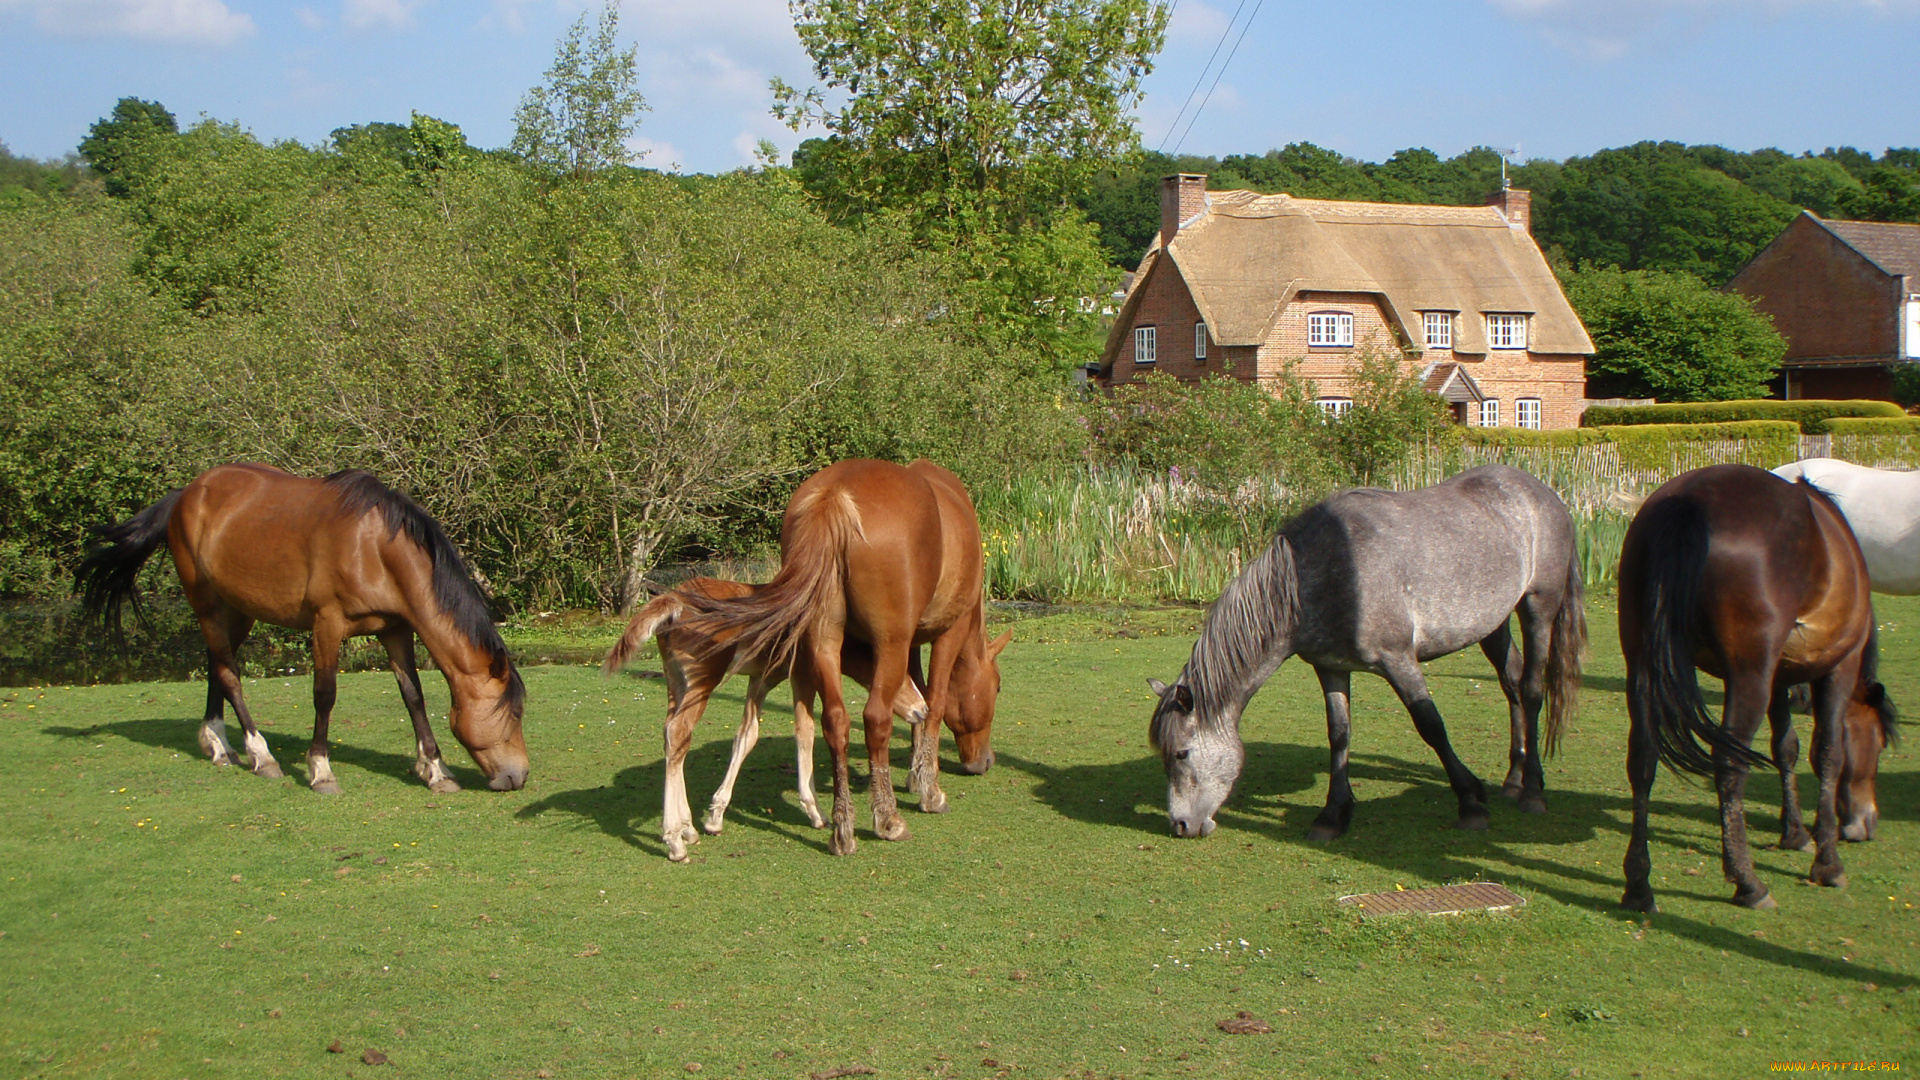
[1423,312,1454,350]
[1134,325,1157,365]
[1308,311,1354,347]
[1195,321,1208,360]
[1486,313,1528,350]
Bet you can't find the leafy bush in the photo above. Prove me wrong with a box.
[1562,265,1786,401]
[1824,416,1920,437]
[1581,399,1900,433]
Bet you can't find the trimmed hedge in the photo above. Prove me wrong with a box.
[1824,417,1920,437]
[1463,420,1801,469]
[1580,399,1903,433]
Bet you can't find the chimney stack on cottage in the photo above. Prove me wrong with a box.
[1487,186,1532,234]
[1160,174,1209,246]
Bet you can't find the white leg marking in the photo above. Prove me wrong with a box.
[243,729,282,776]
[705,706,762,835]
[200,722,237,765]
[414,740,461,793]
[308,751,341,794]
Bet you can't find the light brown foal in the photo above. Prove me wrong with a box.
[604,577,928,862]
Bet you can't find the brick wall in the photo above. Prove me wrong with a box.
[1108,256,1212,383]
[1729,214,1899,364]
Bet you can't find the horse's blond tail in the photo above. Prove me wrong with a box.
[676,485,862,672]
[601,591,690,676]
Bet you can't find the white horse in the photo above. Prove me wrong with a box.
[1773,458,1920,594]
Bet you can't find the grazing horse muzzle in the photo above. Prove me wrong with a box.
[1170,814,1216,838]
[488,765,528,792]
[958,746,994,775]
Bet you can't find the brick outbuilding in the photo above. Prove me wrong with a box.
[1095,175,1594,430]
[1726,212,1920,401]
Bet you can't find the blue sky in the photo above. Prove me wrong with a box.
[1,0,1916,174]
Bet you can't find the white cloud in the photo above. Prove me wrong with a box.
[0,0,255,45]
[630,134,678,169]
[343,0,421,31]
[1166,0,1231,44]
[295,5,326,29]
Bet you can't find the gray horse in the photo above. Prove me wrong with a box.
[1148,464,1587,840]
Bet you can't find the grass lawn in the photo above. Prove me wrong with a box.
[1,597,1914,1079]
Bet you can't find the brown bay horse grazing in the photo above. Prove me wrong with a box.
[78,464,528,793]
[677,459,1011,856]
[603,577,931,862]
[1619,464,1895,912]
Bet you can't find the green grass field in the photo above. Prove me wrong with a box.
[1,598,1914,1079]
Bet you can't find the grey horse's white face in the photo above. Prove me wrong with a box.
[1149,677,1244,838]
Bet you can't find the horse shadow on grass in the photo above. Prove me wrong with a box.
[514,736,868,859]
[997,738,1918,990]
[41,715,491,792]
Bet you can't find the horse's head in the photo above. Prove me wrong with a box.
[451,664,530,791]
[1149,674,1243,839]
[1840,681,1897,841]
[948,630,1012,774]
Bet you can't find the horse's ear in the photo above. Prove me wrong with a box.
[1148,678,1169,697]
[986,629,1012,662]
[1173,683,1193,711]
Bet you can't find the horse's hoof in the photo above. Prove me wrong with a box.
[1518,795,1548,815]
[802,807,826,829]
[253,761,285,779]
[1734,888,1776,909]
[1781,834,1815,853]
[829,829,857,856]
[1620,889,1658,915]
[1500,779,1524,800]
[702,814,726,836]
[1305,823,1344,843]
[429,778,461,795]
[874,815,911,842]
[1810,869,1846,889]
[666,846,690,863]
[311,780,343,796]
[1455,810,1491,832]
[920,788,949,814]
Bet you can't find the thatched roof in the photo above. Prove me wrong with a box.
[1102,188,1594,369]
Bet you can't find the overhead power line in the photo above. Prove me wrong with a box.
[1168,0,1264,158]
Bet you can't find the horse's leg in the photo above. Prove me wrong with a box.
[1307,666,1356,842]
[911,634,959,814]
[202,609,282,779]
[1511,606,1553,815]
[790,666,827,829]
[903,646,937,799]
[1478,620,1529,801]
[810,630,858,856]
[704,671,770,835]
[1621,673,1660,914]
[660,663,709,862]
[1806,668,1852,889]
[1768,687,1813,852]
[378,629,459,794]
[197,629,238,767]
[303,615,349,795]
[1381,656,1490,830]
[1716,668,1775,908]
[863,633,916,842]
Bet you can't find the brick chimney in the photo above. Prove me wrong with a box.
[1487,186,1532,234]
[1160,174,1209,246]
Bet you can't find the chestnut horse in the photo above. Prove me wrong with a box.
[603,577,930,861]
[78,464,528,793]
[1619,464,1894,912]
[677,459,1011,856]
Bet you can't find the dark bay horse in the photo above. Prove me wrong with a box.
[676,459,1011,856]
[603,577,930,862]
[1619,464,1895,911]
[1148,464,1586,840]
[78,464,528,793]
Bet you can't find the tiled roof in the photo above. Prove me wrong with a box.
[1821,218,1920,282]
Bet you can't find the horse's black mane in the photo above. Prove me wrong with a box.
[324,470,523,712]
[1150,531,1300,751]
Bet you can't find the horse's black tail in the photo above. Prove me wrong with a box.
[76,488,184,634]
[1860,616,1900,749]
[1627,496,1772,777]
[1543,545,1587,756]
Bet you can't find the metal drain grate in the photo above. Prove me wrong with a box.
[1336,881,1526,917]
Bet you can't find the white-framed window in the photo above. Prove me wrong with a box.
[1516,398,1542,430]
[1486,313,1528,350]
[1134,325,1157,365]
[1423,311,1453,350]
[1307,311,1354,347]
[1318,397,1353,418]
[1480,398,1501,427]
[1195,321,1208,360]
